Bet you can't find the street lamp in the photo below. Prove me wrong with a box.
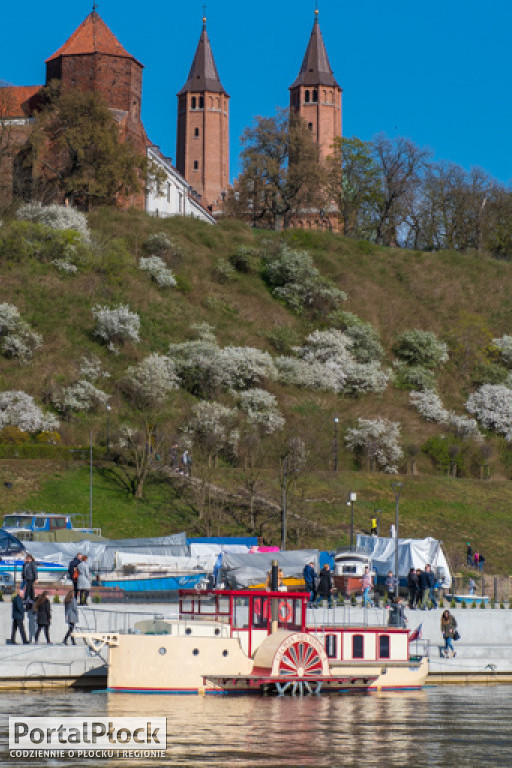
[391,483,403,597]
[333,417,339,472]
[89,430,93,531]
[347,491,357,551]
[106,404,111,457]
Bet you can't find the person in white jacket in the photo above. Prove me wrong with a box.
[77,555,91,605]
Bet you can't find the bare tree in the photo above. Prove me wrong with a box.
[112,421,166,499]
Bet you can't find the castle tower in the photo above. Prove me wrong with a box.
[289,9,342,162]
[176,15,229,208]
[45,10,146,153]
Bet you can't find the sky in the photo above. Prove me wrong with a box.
[2,0,512,184]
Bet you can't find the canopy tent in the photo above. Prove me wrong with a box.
[356,535,451,588]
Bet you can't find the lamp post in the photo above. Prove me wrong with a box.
[333,417,339,472]
[89,430,93,531]
[281,456,288,551]
[106,404,111,457]
[374,508,382,536]
[347,491,357,551]
[391,483,403,597]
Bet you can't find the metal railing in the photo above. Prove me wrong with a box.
[76,607,165,635]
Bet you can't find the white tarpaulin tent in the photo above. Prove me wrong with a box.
[221,550,319,589]
[357,535,452,588]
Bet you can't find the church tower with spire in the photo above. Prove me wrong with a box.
[176,15,229,209]
[289,8,342,162]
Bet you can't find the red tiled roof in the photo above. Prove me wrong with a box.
[45,11,142,66]
[0,85,42,118]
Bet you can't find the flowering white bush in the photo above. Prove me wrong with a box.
[237,388,285,435]
[492,336,512,368]
[138,256,176,288]
[16,203,90,242]
[51,258,78,274]
[220,347,276,390]
[53,380,110,417]
[144,232,171,255]
[92,304,140,348]
[331,311,384,362]
[466,384,512,441]
[78,355,109,382]
[411,390,481,440]
[410,390,450,423]
[183,401,239,461]
[393,329,448,368]
[0,391,59,432]
[263,245,347,313]
[274,356,340,391]
[345,418,403,473]
[123,353,180,408]
[0,303,42,363]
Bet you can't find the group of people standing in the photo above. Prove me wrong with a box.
[466,543,485,570]
[303,562,335,608]
[10,551,89,646]
[407,564,439,609]
[169,445,193,476]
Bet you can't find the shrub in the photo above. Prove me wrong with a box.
[138,256,176,287]
[0,391,59,433]
[92,594,102,604]
[92,304,140,348]
[410,390,449,423]
[229,246,257,273]
[79,355,109,383]
[492,335,512,367]
[123,353,179,408]
[143,232,171,255]
[237,388,285,435]
[0,425,29,444]
[53,380,110,417]
[263,244,347,314]
[35,431,60,444]
[328,310,384,362]
[182,401,239,462]
[51,258,78,274]
[393,330,448,369]
[16,203,90,242]
[471,361,509,387]
[53,594,60,604]
[345,418,403,474]
[214,258,235,283]
[266,326,299,354]
[220,347,276,391]
[394,362,437,391]
[466,384,512,441]
[0,303,42,363]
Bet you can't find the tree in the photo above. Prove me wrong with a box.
[113,421,165,499]
[0,86,17,206]
[21,85,150,208]
[226,109,324,230]
[327,136,381,238]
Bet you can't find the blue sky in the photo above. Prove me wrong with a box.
[2,0,511,183]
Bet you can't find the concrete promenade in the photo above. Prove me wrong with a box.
[0,599,510,687]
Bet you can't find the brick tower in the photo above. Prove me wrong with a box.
[176,15,229,209]
[289,9,342,162]
[45,10,146,154]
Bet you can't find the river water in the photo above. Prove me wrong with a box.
[1,686,511,767]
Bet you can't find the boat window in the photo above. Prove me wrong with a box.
[233,596,249,629]
[3,516,25,528]
[325,634,337,658]
[34,518,46,529]
[50,518,66,530]
[252,597,269,628]
[352,635,364,659]
[379,635,391,659]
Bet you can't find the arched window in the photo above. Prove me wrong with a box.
[199,96,204,108]
[325,635,337,659]
[379,635,390,659]
[305,90,310,103]
[191,96,196,109]
[194,128,199,137]
[216,97,220,109]
[193,160,199,170]
[323,89,327,102]
[308,122,313,131]
[352,635,364,659]
[312,89,318,102]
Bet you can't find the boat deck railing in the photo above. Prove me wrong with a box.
[76,607,165,635]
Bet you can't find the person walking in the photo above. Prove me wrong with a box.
[388,596,407,628]
[11,588,29,644]
[370,517,378,536]
[77,555,91,605]
[316,564,333,608]
[68,553,81,599]
[34,591,52,644]
[22,554,38,602]
[407,567,419,609]
[423,563,438,609]
[63,589,78,645]
[385,570,398,605]
[473,551,480,569]
[362,566,373,607]
[303,561,317,607]
[441,609,458,658]
[416,568,424,608]
[466,543,473,567]
[479,553,485,572]
[26,599,37,643]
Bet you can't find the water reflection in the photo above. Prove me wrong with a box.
[0,687,511,767]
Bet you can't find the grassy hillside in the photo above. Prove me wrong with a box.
[1,207,512,572]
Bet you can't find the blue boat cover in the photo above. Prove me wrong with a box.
[0,530,25,555]
[187,536,258,546]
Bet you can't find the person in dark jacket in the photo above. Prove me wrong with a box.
[34,591,52,644]
[416,568,425,608]
[303,562,317,607]
[22,554,38,602]
[63,589,79,645]
[420,563,437,609]
[407,567,419,609]
[388,596,407,628]
[315,564,333,608]
[68,553,82,599]
[11,588,28,644]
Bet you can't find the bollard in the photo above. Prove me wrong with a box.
[494,577,498,602]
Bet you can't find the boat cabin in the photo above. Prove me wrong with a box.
[333,549,374,597]
[179,588,411,664]
[2,513,72,540]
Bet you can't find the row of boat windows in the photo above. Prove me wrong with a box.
[325,634,391,660]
